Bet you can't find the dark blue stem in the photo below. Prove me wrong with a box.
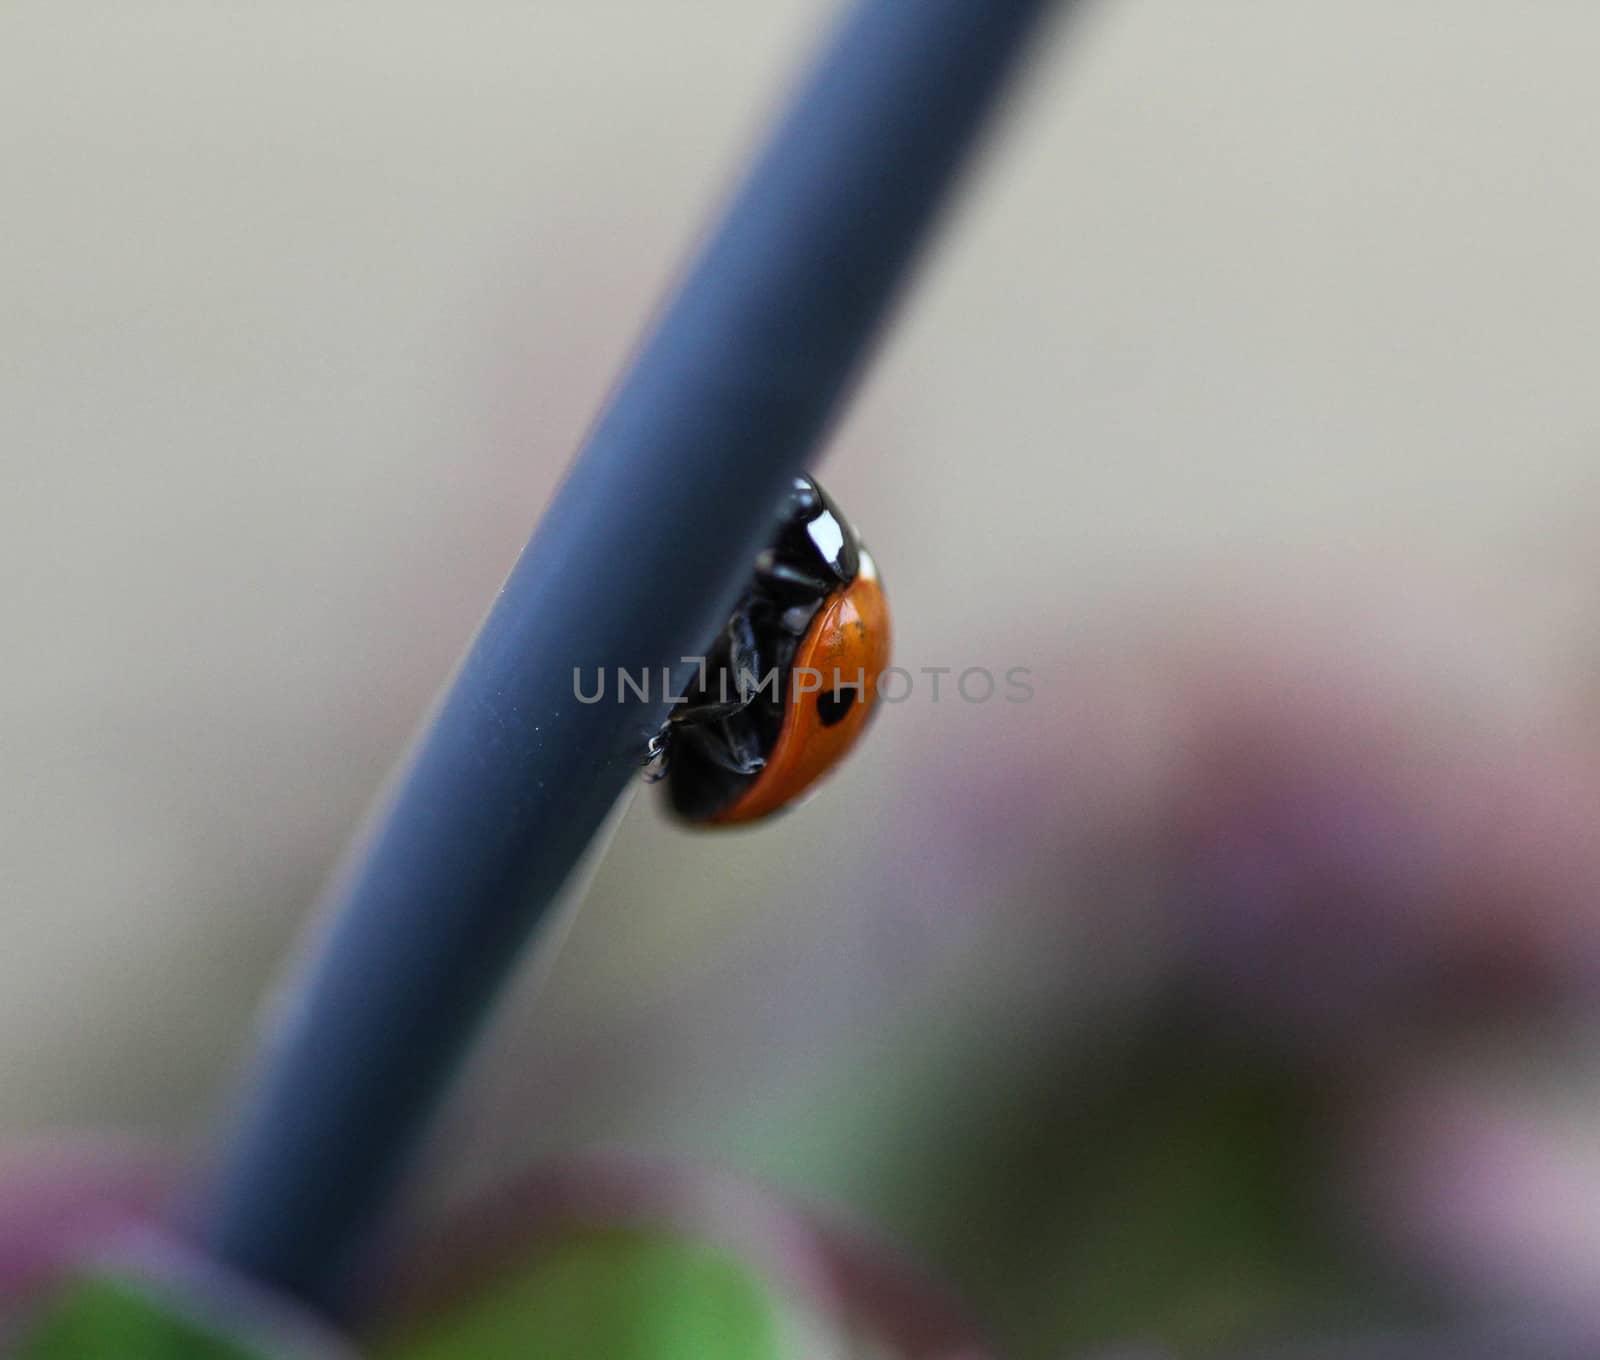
[196,0,1062,1314]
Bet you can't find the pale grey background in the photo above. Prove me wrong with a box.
[4,1,1599,1213]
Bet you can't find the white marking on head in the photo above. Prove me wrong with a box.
[856,547,878,581]
[807,510,845,565]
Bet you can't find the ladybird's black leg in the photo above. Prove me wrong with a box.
[726,607,762,690]
[674,698,768,775]
[668,605,768,726]
[698,709,767,775]
[671,696,752,726]
[641,728,671,781]
[756,556,836,600]
[672,697,751,726]
[753,559,833,639]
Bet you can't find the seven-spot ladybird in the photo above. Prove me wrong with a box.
[651,474,891,825]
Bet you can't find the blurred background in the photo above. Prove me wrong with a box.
[6,3,1600,1355]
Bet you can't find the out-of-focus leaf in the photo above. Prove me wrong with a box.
[380,1228,793,1360]
[13,1275,267,1360]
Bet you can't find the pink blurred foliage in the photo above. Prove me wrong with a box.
[1356,1063,1600,1339]
[913,588,1600,1337]
[930,589,1600,1031]
[0,1135,169,1315]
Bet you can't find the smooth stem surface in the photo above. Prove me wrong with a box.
[195,0,1063,1316]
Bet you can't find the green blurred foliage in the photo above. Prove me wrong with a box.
[379,1229,791,1360]
[15,1275,268,1360]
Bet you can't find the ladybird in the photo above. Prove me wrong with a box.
[651,474,891,825]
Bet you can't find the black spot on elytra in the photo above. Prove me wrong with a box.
[816,686,858,727]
